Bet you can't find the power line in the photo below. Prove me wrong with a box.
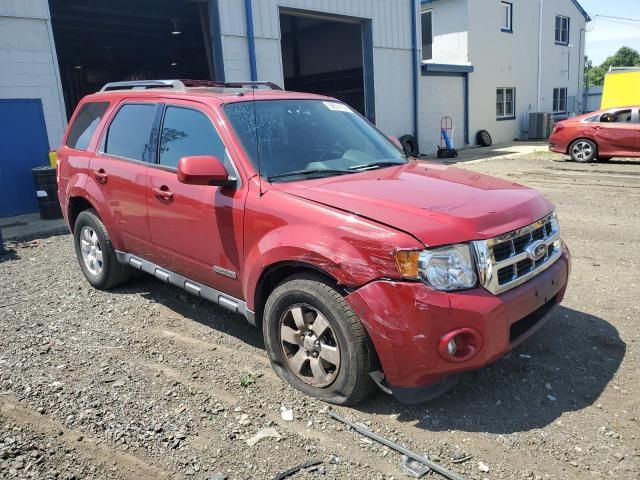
[593,14,640,22]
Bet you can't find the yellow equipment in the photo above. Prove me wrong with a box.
[601,67,640,110]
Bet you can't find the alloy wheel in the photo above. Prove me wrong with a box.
[80,226,103,276]
[279,304,341,387]
[571,141,594,161]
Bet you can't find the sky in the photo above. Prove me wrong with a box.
[579,0,640,65]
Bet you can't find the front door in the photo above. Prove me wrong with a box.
[587,108,637,156]
[146,102,245,299]
[89,101,158,257]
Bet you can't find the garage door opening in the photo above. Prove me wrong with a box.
[280,11,373,120]
[49,0,217,117]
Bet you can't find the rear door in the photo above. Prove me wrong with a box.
[586,108,636,156]
[88,101,158,257]
[146,100,246,298]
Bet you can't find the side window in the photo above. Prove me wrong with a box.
[600,110,632,123]
[66,102,109,150]
[501,2,513,33]
[104,104,156,161]
[159,106,228,169]
[496,87,515,119]
[555,15,569,45]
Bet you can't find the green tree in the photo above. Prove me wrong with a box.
[585,47,640,87]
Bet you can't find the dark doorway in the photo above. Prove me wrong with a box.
[280,12,366,117]
[49,0,216,117]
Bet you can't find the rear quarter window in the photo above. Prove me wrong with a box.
[66,101,110,150]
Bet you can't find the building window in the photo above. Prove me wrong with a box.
[496,87,515,119]
[553,88,568,113]
[421,7,433,61]
[501,2,513,32]
[555,15,570,45]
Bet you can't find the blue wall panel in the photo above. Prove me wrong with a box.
[0,99,50,218]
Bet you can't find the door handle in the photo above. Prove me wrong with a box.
[94,169,108,183]
[153,186,174,201]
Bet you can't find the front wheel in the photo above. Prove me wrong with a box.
[263,276,375,405]
[569,139,597,163]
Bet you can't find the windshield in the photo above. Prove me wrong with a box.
[223,99,407,181]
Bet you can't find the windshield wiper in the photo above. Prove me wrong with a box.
[347,161,406,172]
[266,168,354,182]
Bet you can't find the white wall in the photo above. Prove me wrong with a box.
[419,75,465,153]
[0,0,66,148]
[423,0,469,65]
[217,0,416,140]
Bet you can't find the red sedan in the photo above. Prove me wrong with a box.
[549,106,640,162]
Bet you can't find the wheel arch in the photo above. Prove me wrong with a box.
[68,195,97,232]
[252,261,346,327]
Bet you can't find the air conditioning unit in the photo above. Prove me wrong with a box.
[528,112,554,140]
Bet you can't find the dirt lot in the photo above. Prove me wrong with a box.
[1,151,638,480]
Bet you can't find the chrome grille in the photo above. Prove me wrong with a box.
[472,213,562,295]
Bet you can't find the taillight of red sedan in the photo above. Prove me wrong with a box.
[552,122,566,135]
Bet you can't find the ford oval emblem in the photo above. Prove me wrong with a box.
[526,240,547,261]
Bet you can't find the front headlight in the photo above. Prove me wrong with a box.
[395,244,477,291]
[396,243,478,292]
[419,244,478,291]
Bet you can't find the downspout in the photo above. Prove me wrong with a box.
[411,0,420,140]
[463,73,469,145]
[536,0,544,111]
[244,0,258,81]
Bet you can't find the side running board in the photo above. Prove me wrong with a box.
[115,252,255,326]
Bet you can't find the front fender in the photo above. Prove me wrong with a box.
[243,223,419,311]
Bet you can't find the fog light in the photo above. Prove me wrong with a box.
[438,328,483,363]
[447,338,458,356]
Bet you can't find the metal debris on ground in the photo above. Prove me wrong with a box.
[272,459,322,480]
[401,455,431,478]
[328,410,467,480]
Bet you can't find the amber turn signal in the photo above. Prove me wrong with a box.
[394,250,421,278]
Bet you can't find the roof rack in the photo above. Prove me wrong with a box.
[100,79,283,92]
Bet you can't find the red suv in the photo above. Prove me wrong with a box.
[550,106,640,162]
[57,80,570,405]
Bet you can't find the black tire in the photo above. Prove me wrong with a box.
[399,134,419,157]
[73,209,131,290]
[263,275,375,405]
[477,130,492,147]
[569,139,597,163]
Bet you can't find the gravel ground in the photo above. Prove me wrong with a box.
[1,151,638,480]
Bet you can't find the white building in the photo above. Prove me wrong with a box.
[420,0,589,150]
[0,0,588,217]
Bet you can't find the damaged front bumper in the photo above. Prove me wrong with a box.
[346,251,570,404]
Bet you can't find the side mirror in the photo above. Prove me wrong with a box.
[177,155,234,187]
[388,135,403,150]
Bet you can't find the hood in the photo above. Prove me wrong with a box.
[272,161,554,246]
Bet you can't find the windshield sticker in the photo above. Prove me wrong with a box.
[323,102,354,113]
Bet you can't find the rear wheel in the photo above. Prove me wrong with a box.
[569,139,597,163]
[263,275,374,405]
[74,209,131,290]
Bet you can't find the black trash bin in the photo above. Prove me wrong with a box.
[32,166,63,220]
